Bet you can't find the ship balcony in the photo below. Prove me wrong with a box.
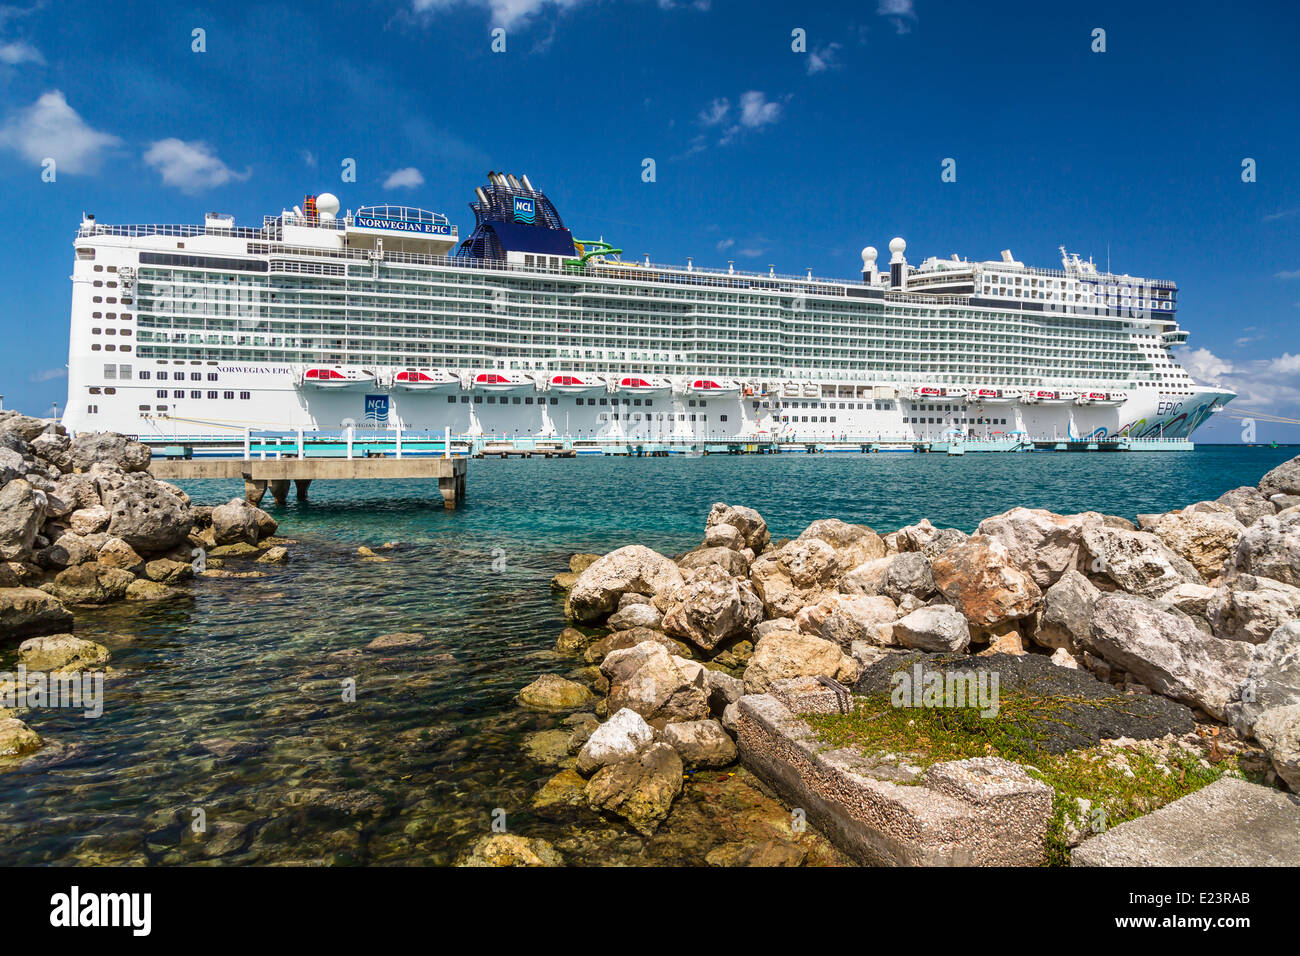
[1159,329,1189,346]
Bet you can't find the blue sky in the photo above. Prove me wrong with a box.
[1,0,1298,441]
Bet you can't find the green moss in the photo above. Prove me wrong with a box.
[805,691,1236,866]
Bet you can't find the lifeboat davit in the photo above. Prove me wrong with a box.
[393,368,461,392]
[912,385,955,401]
[612,375,672,395]
[1021,389,1073,404]
[546,373,606,395]
[967,387,1020,405]
[301,366,375,389]
[472,371,534,392]
[688,377,742,396]
[1076,390,1125,406]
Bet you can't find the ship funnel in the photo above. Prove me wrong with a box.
[506,173,522,189]
[1001,249,1014,263]
[475,187,489,207]
[521,174,535,192]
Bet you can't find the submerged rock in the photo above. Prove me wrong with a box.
[0,586,73,637]
[458,833,565,867]
[584,742,683,835]
[17,634,109,671]
[661,718,737,768]
[518,674,596,711]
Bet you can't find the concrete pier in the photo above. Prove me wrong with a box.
[150,456,468,509]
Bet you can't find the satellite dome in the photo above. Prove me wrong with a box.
[889,237,906,254]
[316,192,341,220]
[861,246,878,264]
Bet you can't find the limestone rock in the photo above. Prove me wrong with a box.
[1216,485,1276,527]
[881,551,936,602]
[661,718,737,768]
[1258,453,1300,498]
[257,545,289,564]
[601,641,710,723]
[69,431,151,473]
[582,627,689,664]
[796,518,886,569]
[703,522,744,551]
[839,556,893,596]
[1033,569,1100,650]
[706,840,806,867]
[743,629,860,694]
[607,601,662,630]
[931,536,1042,629]
[677,545,750,577]
[211,499,261,546]
[750,538,841,618]
[97,536,145,576]
[517,674,595,711]
[125,579,175,601]
[705,669,745,715]
[814,593,898,648]
[1228,621,1300,737]
[0,717,42,757]
[1227,512,1300,588]
[567,545,685,623]
[576,707,655,775]
[44,563,134,605]
[1206,574,1300,644]
[67,504,110,537]
[1084,592,1254,719]
[144,557,193,584]
[101,473,192,553]
[661,564,763,651]
[1080,525,1203,597]
[458,833,564,867]
[893,605,972,653]
[705,502,769,552]
[1144,508,1245,584]
[17,634,109,671]
[975,507,1104,589]
[1251,704,1300,790]
[0,478,45,561]
[584,742,683,835]
[0,586,73,638]
[921,527,970,558]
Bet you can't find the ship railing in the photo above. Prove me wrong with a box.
[79,223,271,240]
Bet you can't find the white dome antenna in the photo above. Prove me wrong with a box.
[861,246,879,284]
[316,192,340,221]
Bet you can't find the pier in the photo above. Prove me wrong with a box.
[148,427,467,508]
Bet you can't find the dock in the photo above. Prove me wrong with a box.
[147,428,467,508]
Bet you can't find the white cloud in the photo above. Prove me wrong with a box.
[0,39,42,64]
[0,90,121,174]
[737,90,783,128]
[301,149,317,168]
[1176,345,1300,416]
[1263,207,1299,222]
[877,0,916,34]
[1275,268,1300,280]
[699,97,729,127]
[143,138,250,192]
[383,166,425,189]
[28,366,65,383]
[411,0,594,29]
[716,238,734,251]
[807,42,841,75]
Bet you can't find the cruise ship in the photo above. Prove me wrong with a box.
[62,172,1233,447]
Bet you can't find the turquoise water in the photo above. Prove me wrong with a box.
[0,445,1292,865]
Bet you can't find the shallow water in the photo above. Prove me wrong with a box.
[0,445,1292,865]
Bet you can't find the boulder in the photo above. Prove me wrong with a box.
[257,545,289,564]
[517,674,595,711]
[0,411,57,443]
[894,518,941,553]
[974,507,1104,589]
[677,545,750,577]
[1143,509,1245,584]
[144,557,193,585]
[1227,512,1300,588]
[607,602,663,631]
[705,502,769,552]
[930,536,1042,630]
[1258,453,1300,498]
[567,545,685,623]
[743,629,860,694]
[43,563,134,605]
[584,742,683,835]
[661,564,763,651]
[0,586,73,637]
[51,473,99,514]
[705,669,745,715]
[1032,569,1099,651]
[796,518,886,569]
[1084,592,1254,719]
[601,641,710,723]
[125,579,175,601]
[748,538,842,619]
[69,431,151,473]
[1206,574,1300,644]
[661,719,737,768]
[17,634,109,671]
[0,717,42,757]
[582,626,689,665]
[575,707,655,775]
[97,537,146,576]
[101,473,192,553]
[1228,621,1300,737]
[1251,705,1300,790]
[839,557,893,596]
[814,593,898,648]
[921,527,970,558]
[1158,582,1218,621]
[1080,525,1203,597]
[458,834,564,867]
[1215,485,1276,527]
[0,478,45,561]
[881,551,937,602]
[703,522,744,551]
[211,498,261,546]
[893,605,972,653]
[67,505,110,536]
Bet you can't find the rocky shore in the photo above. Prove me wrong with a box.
[509,452,1300,865]
[0,410,292,758]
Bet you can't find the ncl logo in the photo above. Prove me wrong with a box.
[513,196,535,223]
